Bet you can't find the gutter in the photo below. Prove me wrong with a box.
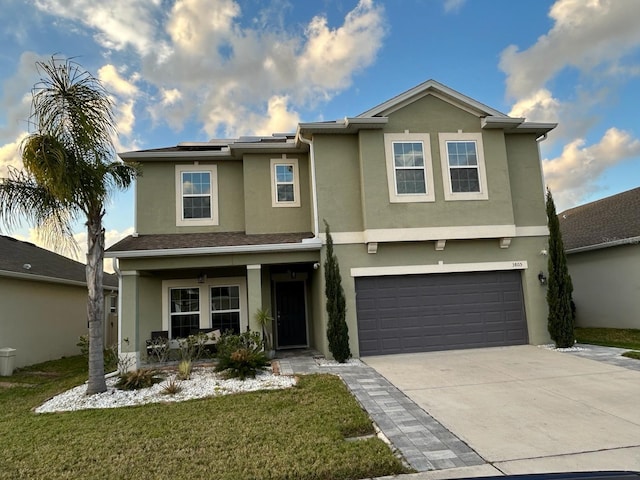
[105,238,323,259]
[566,236,640,254]
[0,269,118,291]
[297,133,320,237]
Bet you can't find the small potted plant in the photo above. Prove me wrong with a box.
[254,307,275,359]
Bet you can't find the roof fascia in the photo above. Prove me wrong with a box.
[119,150,235,161]
[0,269,118,291]
[297,117,388,136]
[105,238,323,259]
[566,236,640,254]
[357,79,507,118]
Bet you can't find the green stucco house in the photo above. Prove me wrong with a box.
[106,80,556,366]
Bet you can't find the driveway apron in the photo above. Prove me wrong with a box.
[364,345,640,473]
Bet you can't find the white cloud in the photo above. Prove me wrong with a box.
[500,0,640,100]
[251,96,301,135]
[98,64,138,97]
[501,0,640,208]
[145,0,385,137]
[443,0,466,13]
[0,134,26,177]
[508,89,561,123]
[29,1,386,139]
[543,127,640,210]
[34,0,166,56]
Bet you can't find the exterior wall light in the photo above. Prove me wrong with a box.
[538,271,547,286]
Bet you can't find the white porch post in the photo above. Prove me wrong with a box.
[246,265,263,332]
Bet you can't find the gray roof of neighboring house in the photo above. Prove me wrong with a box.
[106,231,317,257]
[0,235,118,288]
[559,187,640,252]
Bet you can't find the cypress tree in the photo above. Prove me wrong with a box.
[324,220,351,362]
[546,189,575,348]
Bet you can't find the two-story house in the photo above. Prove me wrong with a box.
[106,80,555,366]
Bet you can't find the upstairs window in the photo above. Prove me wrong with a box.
[271,157,300,207]
[182,171,211,219]
[393,141,427,194]
[384,133,435,203]
[439,132,488,201]
[175,164,219,226]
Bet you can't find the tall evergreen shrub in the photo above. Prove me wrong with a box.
[324,220,351,362]
[546,189,575,348]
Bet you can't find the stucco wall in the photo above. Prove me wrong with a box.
[568,244,640,329]
[318,236,551,357]
[243,154,312,234]
[135,160,246,234]
[0,277,89,368]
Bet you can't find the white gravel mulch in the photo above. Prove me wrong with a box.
[315,357,365,367]
[35,367,297,414]
[539,343,587,352]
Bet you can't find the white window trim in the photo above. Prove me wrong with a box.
[384,133,435,203]
[175,164,219,226]
[161,277,248,338]
[438,132,488,201]
[270,157,300,207]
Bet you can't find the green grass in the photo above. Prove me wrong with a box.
[622,351,640,361]
[0,356,408,480]
[575,327,640,350]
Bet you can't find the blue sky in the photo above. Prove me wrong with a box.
[1,0,639,261]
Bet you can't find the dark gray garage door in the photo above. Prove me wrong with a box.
[356,270,528,356]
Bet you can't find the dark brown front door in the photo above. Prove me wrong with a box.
[275,281,307,348]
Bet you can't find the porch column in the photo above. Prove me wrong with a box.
[119,270,140,369]
[246,264,262,333]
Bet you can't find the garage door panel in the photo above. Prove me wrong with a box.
[356,271,528,356]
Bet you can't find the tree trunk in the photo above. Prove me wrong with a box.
[86,215,107,395]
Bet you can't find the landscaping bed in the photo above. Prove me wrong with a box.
[0,356,408,480]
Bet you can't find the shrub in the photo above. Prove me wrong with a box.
[324,220,351,363]
[177,359,192,380]
[162,377,183,395]
[115,369,160,390]
[177,332,210,361]
[215,331,269,380]
[147,336,171,363]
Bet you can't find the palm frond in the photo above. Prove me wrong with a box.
[32,56,116,165]
[0,168,78,254]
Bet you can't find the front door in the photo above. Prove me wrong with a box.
[275,281,307,348]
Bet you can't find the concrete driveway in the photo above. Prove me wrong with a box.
[364,345,640,475]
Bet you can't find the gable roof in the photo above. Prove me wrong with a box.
[0,235,118,288]
[559,187,640,252]
[356,79,556,137]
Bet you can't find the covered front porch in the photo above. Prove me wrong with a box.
[115,251,325,367]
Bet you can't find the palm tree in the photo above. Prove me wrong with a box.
[0,57,139,394]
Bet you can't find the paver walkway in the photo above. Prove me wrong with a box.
[276,344,640,473]
[276,354,484,471]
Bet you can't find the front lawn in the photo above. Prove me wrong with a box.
[575,327,640,350]
[0,356,408,480]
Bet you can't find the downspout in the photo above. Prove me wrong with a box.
[536,132,549,197]
[112,257,123,358]
[298,134,320,237]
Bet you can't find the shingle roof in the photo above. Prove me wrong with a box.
[559,187,640,251]
[106,231,316,253]
[0,235,118,287]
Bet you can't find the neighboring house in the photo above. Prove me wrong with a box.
[107,79,555,366]
[559,187,640,329]
[0,235,118,368]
